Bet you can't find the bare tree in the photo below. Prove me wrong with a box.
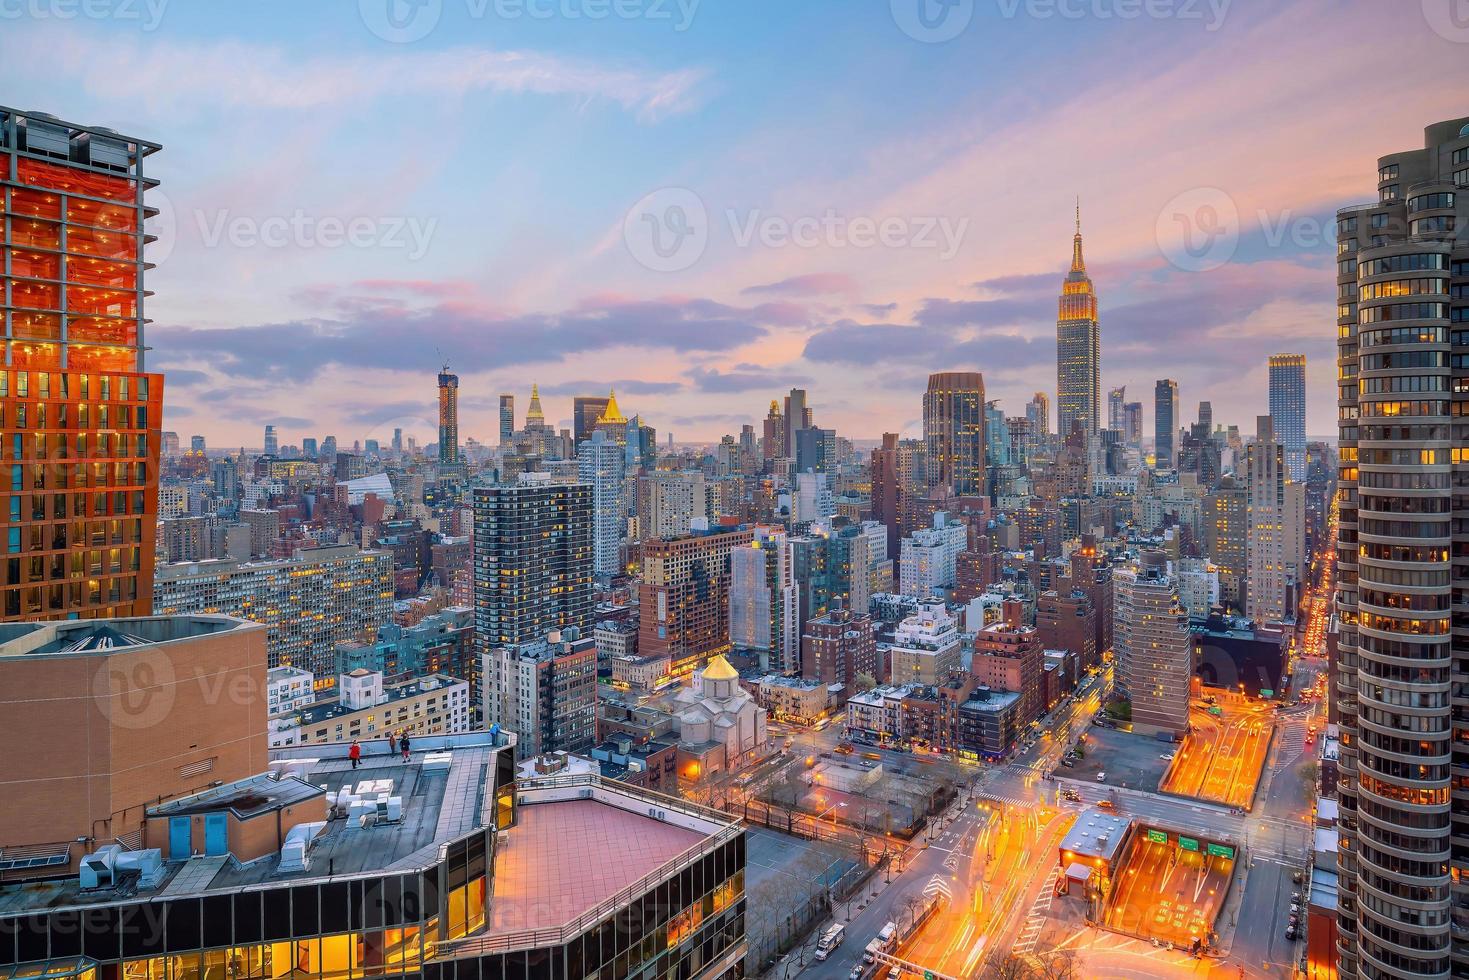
[985,953,1038,980]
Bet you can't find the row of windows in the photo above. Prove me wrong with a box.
[1358,253,1446,276]
[1359,376,1447,395]
[1410,215,1455,236]
[1358,278,1447,301]
[1359,302,1448,323]
[1358,326,1445,347]
[1405,191,1455,213]
[0,370,153,400]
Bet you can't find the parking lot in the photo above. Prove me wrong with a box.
[1062,726,1172,793]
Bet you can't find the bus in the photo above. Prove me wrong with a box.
[814,925,846,961]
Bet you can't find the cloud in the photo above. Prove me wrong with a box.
[161,368,211,388]
[742,273,859,297]
[858,303,898,319]
[21,30,708,122]
[537,379,685,396]
[155,292,787,383]
[688,364,811,394]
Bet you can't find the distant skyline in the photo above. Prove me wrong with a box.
[3,1,1466,444]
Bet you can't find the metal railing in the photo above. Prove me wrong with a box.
[439,774,741,957]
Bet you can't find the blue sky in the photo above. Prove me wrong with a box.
[4,0,1467,448]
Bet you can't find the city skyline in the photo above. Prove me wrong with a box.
[3,2,1465,444]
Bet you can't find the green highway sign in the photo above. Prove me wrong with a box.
[925,972,935,980]
[1148,829,1168,844]
[1179,836,1199,851]
[1207,843,1236,859]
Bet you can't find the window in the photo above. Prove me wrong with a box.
[1379,184,1399,202]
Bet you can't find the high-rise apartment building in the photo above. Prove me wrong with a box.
[1154,378,1179,469]
[1332,116,1467,980]
[1056,209,1101,439]
[923,371,986,495]
[762,399,785,461]
[1,108,164,621]
[1028,391,1050,443]
[437,363,462,477]
[636,470,708,540]
[870,432,903,558]
[576,430,627,585]
[1114,552,1190,739]
[498,393,514,445]
[1245,416,1304,624]
[638,527,754,677]
[1268,353,1307,482]
[728,526,799,673]
[473,480,594,648]
[482,626,597,758]
[1107,386,1126,433]
[1205,474,1248,611]
[888,601,962,687]
[782,388,811,462]
[153,544,394,677]
[1123,401,1144,449]
[801,602,878,688]
[898,513,967,599]
[262,424,278,456]
[572,394,610,445]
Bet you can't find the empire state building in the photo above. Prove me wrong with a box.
[1056,205,1101,440]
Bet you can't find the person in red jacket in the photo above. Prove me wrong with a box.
[349,739,361,769]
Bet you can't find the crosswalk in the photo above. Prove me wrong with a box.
[1011,866,1061,955]
[1272,724,1307,773]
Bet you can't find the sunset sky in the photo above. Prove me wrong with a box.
[4,0,1467,448]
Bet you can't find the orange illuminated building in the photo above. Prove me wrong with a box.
[2,108,163,620]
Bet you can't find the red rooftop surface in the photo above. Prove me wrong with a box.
[488,798,706,935]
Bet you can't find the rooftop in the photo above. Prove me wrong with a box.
[1058,807,1131,864]
[0,615,253,659]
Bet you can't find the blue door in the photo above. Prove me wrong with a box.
[169,816,192,861]
[204,813,228,857]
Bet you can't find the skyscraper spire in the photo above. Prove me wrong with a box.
[1071,197,1086,273]
[597,388,625,424]
[526,383,545,423]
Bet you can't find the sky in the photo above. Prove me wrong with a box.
[4,0,1467,449]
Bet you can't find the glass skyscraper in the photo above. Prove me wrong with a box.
[1267,353,1307,481]
[1,107,163,621]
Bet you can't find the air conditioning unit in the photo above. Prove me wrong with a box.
[80,844,124,890]
[114,849,165,889]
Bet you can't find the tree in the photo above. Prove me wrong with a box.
[854,672,878,693]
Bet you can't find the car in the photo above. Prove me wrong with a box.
[1096,771,1107,782]
[1097,799,1117,810]
[1285,926,1299,942]
[1288,913,1300,926]
[887,968,901,980]
[1159,753,1176,761]
[1061,788,1081,801]
[1060,758,1076,768]
[849,967,865,980]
